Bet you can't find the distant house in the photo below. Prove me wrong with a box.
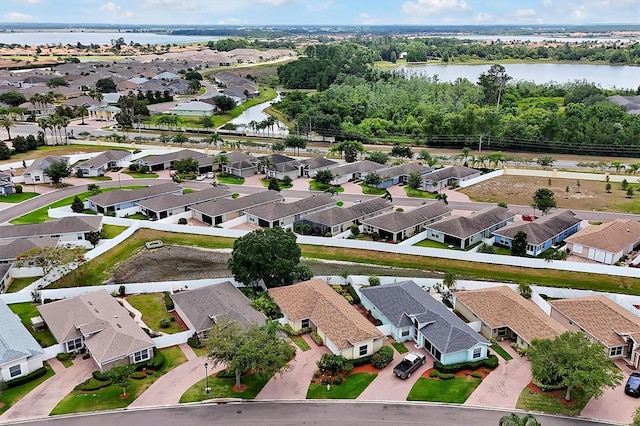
[87,104,121,121]
[75,150,132,177]
[360,281,490,365]
[0,237,59,264]
[362,201,451,243]
[300,157,338,178]
[171,281,266,339]
[329,160,386,185]
[259,154,300,181]
[0,216,103,247]
[0,171,13,196]
[87,182,182,215]
[137,149,208,172]
[245,193,336,229]
[549,295,640,368]
[22,156,67,185]
[214,71,259,98]
[454,286,566,348]
[565,219,640,265]
[0,300,43,381]
[152,71,181,81]
[372,163,432,189]
[137,185,231,220]
[423,206,514,249]
[299,198,393,236]
[190,190,282,226]
[220,152,259,177]
[169,101,215,117]
[269,279,385,360]
[37,290,155,372]
[492,210,581,256]
[422,166,481,192]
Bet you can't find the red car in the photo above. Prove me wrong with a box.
[522,214,538,221]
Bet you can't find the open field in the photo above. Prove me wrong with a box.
[461,175,640,214]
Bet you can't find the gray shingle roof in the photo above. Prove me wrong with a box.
[426,206,512,238]
[425,166,480,183]
[302,157,337,170]
[87,182,181,208]
[259,153,297,166]
[493,209,580,244]
[361,281,487,353]
[76,150,131,169]
[24,156,67,175]
[137,185,231,212]
[0,216,102,240]
[377,162,431,179]
[0,300,43,364]
[244,193,335,222]
[302,198,392,227]
[330,160,386,177]
[171,282,266,333]
[0,236,59,261]
[139,149,207,167]
[191,190,282,217]
[362,201,450,233]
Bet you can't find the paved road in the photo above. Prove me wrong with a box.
[0,401,615,426]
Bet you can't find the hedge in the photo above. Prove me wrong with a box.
[164,291,174,311]
[75,377,111,391]
[434,355,499,374]
[134,349,166,371]
[371,346,394,369]
[4,366,48,389]
[346,285,360,304]
[92,370,109,381]
[351,355,373,367]
[56,353,72,361]
[130,371,147,380]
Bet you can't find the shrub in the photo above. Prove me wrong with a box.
[118,285,126,296]
[310,331,324,345]
[434,355,499,374]
[332,376,343,385]
[429,370,440,378]
[350,355,373,367]
[56,352,72,361]
[146,350,166,370]
[368,275,381,286]
[350,223,360,236]
[317,354,350,374]
[281,324,295,336]
[438,372,455,380]
[325,232,332,237]
[187,332,203,348]
[346,285,360,304]
[170,316,176,322]
[14,184,23,194]
[164,291,174,311]
[371,232,380,241]
[471,371,483,378]
[160,318,170,328]
[343,363,354,375]
[75,377,111,391]
[4,366,48,389]
[371,346,394,369]
[92,370,110,381]
[130,371,147,380]
[533,378,565,391]
[178,218,188,225]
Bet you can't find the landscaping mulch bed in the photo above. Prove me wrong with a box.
[525,381,575,407]
[351,364,380,375]
[422,366,492,380]
[353,305,381,326]
[168,310,189,332]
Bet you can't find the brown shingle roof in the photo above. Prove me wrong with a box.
[0,216,102,240]
[87,182,181,207]
[244,193,335,222]
[550,296,640,347]
[455,286,566,345]
[565,219,640,254]
[426,206,512,239]
[190,190,282,217]
[269,279,384,349]
[362,201,450,233]
[302,198,392,228]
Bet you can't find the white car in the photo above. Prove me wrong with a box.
[196,174,206,181]
[206,172,215,179]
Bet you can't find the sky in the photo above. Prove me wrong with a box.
[1,0,638,26]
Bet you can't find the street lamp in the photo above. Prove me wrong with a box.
[204,362,210,394]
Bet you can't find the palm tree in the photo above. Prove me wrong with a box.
[1,116,14,140]
[207,132,222,147]
[443,271,457,291]
[498,413,541,426]
[76,105,88,125]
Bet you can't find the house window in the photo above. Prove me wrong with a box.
[401,329,410,337]
[77,233,83,240]
[9,364,21,378]
[67,337,83,352]
[609,346,623,357]
[472,348,482,359]
[34,176,41,182]
[301,318,310,329]
[497,328,507,337]
[134,348,151,363]
[359,345,368,356]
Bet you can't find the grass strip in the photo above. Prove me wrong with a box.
[490,344,514,361]
[290,335,312,351]
[407,376,482,403]
[180,373,271,402]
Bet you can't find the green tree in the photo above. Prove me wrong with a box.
[173,157,199,174]
[605,182,612,193]
[532,187,556,215]
[621,179,629,190]
[498,413,541,426]
[212,95,236,112]
[268,178,280,191]
[442,271,457,291]
[342,141,361,163]
[313,169,334,185]
[366,151,389,165]
[228,227,302,288]
[627,186,634,198]
[87,183,101,195]
[284,134,307,155]
[71,196,84,213]
[511,231,528,257]
[106,365,135,397]
[0,91,27,107]
[363,172,382,187]
[86,230,101,248]
[406,171,423,195]
[172,134,189,147]
[0,142,11,160]
[1,116,14,140]
[478,64,512,110]
[518,283,532,299]
[205,321,294,389]
[96,78,117,93]
[527,332,623,401]
[16,245,86,276]
[43,160,72,185]
[47,76,69,88]
[390,143,413,158]
[632,406,640,426]
[368,275,381,286]
[417,150,438,167]
[536,156,555,169]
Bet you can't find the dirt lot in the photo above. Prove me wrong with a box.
[460,175,640,214]
[110,245,442,283]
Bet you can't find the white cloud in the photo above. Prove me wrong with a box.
[99,2,135,19]
[252,0,290,5]
[401,0,470,16]
[354,12,381,25]
[217,17,242,25]
[514,8,536,18]
[4,12,33,21]
[474,12,492,22]
[541,0,553,7]
[307,1,334,12]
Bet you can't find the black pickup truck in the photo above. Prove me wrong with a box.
[393,352,426,379]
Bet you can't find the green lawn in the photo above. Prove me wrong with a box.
[180,373,271,403]
[217,173,245,185]
[87,176,113,181]
[0,364,55,415]
[290,335,311,351]
[0,192,39,203]
[414,238,463,250]
[122,171,159,179]
[492,245,513,256]
[8,303,57,347]
[6,276,37,293]
[516,386,589,416]
[260,178,293,189]
[126,293,184,334]
[403,187,439,198]
[101,224,129,239]
[491,344,514,361]
[192,346,209,357]
[309,181,344,192]
[51,345,187,415]
[392,341,409,354]
[407,376,482,403]
[360,184,387,196]
[10,185,145,224]
[124,213,149,220]
[307,372,377,399]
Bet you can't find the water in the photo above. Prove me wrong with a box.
[398,63,640,89]
[444,35,635,43]
[0,31,219,46]
[231,94,288,136]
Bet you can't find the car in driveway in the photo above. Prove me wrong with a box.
[625,372,640,397]
[393,352,426,379]
[196,174,206,181]
[206,171,215,179]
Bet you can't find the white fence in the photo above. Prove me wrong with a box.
[467,321,482,332]
[41,344,64,360]
[157,211,191,224]
[376,324,392,336]
[152,329,194,349]
[219,215,248,229]
[531,291,552,315]
[398,230,429,246]
[459,169,504,188]
[10,267,43,278]
[504,168,634,183]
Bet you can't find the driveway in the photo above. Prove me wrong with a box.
[357,341,432,401]
[256,334,330,400]
[580,361,638,424]
[1,357,95,421]
[464,341,532,409]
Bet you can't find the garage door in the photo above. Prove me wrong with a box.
[589,248,606,263]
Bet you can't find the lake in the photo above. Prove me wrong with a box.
[231,94,288,137]
[397,63,640,89]
[444,35,635,43]
[0,31,219,46]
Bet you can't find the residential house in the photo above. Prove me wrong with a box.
[423,206,514,249]
[87,182,182,215]
[169,101,215,117]
[137,149,208,172]
[360,281,490,365]
[74,150,132,177]
[269,279,385,360]
[492,210,581,256]
[0,263,10,293]
[549,295,640,368]
[300,157,338,178]
[259,154,300,180]
[454,286,566,348]
[329,160,386,185]
[190,190,282,226]
[362,201,451,243]
[299,198,394,236]
[245,193,336,229]
[0,171,13,196]
[171,281,266,339]
[87,104,121,121]
[422,166,481,192]
[220,152,259,177]
[0,237,59,265]
[214,71,259,98]
[22,156,67,185]
[373,163,432,189]
[0,300,43,381]
[137,185,231,220]
[565,219,640,265]
[37,290,155,372]
[152,71,181,81]
[0,216,103,247]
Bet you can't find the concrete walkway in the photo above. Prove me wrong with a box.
[119,297,154,332]
[581,361,637,424]
[0,357,95,421]
[464,341,532,410]
[256,334,330,400]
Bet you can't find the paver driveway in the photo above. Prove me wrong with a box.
[581,361,638,424]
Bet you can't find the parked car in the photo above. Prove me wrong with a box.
[206,171,215,179]
[522,214,538,221]
[625,372,640,397]
[196,174,206,181]
[393,352,426,379]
